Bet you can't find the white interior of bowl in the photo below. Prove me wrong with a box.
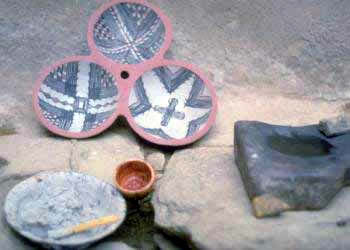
[128,65,213,140]
[4,172,126,247]
[38,61,119,133]
[93,2,166,64]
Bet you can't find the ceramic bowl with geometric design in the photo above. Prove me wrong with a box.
[33,0,217,146]
[126,61,217,146]
[87,0,172,67]
[33,56,121,138]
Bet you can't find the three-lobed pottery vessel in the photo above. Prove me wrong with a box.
[32,0,218,146]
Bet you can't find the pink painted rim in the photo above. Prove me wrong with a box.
[33,1,218,145]
[33,57,218,144]
[87,0,173,71]
[32,55,123,139]
[120,59,218,146]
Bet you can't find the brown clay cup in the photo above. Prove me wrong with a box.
[115,160,155,200]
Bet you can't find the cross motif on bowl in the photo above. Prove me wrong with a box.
[153,98,185,127]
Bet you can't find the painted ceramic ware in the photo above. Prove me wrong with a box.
[33,0,218,146]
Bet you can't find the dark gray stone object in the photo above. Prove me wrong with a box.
[4,171,127,249]
[319,115,350,137]
[234,121,350,218]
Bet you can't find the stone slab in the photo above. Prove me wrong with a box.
[152,147,350,250]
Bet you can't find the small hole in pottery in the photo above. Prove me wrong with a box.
[121,71,130,79]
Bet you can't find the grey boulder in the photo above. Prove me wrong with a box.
[234,121,350,217]
[319,115,350,137]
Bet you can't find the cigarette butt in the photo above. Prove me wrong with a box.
[48,215,119,239]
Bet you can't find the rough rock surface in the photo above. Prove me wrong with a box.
[319,115,350,137]
[197,88,346,147]
[153,0,350,101]
[90,241,135,250]
[234,121,350,217]
[1,0,350,102]
[0,135,72,176]
[0,115,16,136]
[146,152,166,173]
[152,147,350,250]
[72,128,144,185]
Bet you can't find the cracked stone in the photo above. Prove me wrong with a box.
[0,135,71,176]
[146,152,166,172]
[319,115,350,137]
[234,121,350,218]
[72,129,144,185]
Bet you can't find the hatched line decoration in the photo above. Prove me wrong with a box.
[38,61,118,133]
[128,65,213,140]
[33,0,217,146]
[93,2,166,64]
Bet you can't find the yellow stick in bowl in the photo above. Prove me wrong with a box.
[48,215,119,239]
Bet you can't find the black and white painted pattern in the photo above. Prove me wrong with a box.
[4,172,126,249]
[38,62,118,133]
[129,66,213,140]
[94,2,166,64]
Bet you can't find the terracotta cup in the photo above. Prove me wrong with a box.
[115,159,155,199]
